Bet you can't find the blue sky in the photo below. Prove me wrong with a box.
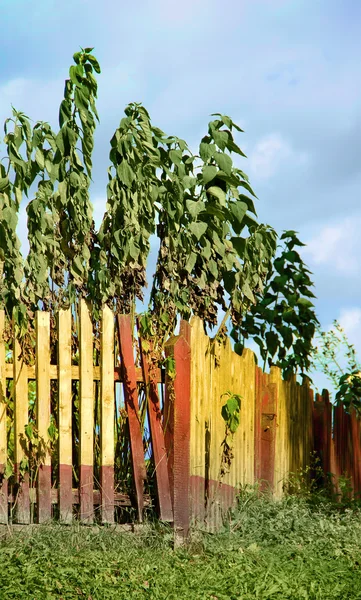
[1,0,360,391]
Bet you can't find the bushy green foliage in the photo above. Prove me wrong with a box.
[232,231,319,379]
[0,49,279,349]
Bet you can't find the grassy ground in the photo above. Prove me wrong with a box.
[1,492,361,599]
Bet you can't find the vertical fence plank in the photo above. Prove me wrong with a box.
[58,309,73,523]
[0,310,7,523]
[254,367,263,484]
[79,300,94,524]
[260,381,277,492]
[138,329,173,523]
[270,367,287,499]
[100,306,114,524]
[189,318,209,524]
[117,315,146,522]
[313,390,331,486]
[165,325,191,540]
[13,334,30,524]
[36,311,51,522]
[350,409,361,495]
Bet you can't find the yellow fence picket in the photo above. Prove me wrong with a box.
[189,317,210,522]
[0,311,7,523]
[58,308,72,523]
[100,305,114,523]
[79,300,94,523]
[13,333,30,524]
[36,311,51,522]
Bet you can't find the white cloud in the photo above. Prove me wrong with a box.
[338,308,361,356]
[0,77,62,127]
[248,133,308,180]
[304,217,361,275]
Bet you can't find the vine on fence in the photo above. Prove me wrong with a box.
[219,391,242,478]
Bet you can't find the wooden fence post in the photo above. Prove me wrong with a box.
[36,311,52,523]
[0,310,7,524]
[313,390,331,484]
[79,300,94,524]
[58,309,73,523]
[164,321,191,540]
[13,334,30,524]
[100,306,115,524]
[255,368,278,492]
[138,329,173,523]
[117,315,147,522]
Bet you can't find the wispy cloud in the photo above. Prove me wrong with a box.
[248,133,308,180]
[338,307,361,356]
[304,217,361,275]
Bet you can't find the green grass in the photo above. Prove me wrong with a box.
[1,492,361,599]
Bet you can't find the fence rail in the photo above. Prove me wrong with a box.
[0,301,171,527]
[1,309,361,533]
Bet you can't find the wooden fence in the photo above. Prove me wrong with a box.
[0,309,360,533]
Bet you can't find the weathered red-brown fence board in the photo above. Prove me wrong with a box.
[1,308,361,531]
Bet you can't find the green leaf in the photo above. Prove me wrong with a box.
[0,176,9,191]
[214,151,232,175]
[189,222,208,240]
[213,130,228,150]
[202,165,218,185]
[230,201,247,227]
[186,200,204,218]
[265,331,279,357]
[183,175,196,189]
[117,160,135,187]
[206,186,226,205]
[169,149,182,165]
[231,237,246,256]
[87,54,101,73]
[199,142,215,161]
[297,298,314,309]
[185,252,197,273]
[208,259,218,279]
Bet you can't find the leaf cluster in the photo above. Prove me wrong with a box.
[232,231,319,379]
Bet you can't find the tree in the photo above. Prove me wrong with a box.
[0,48,317,376]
